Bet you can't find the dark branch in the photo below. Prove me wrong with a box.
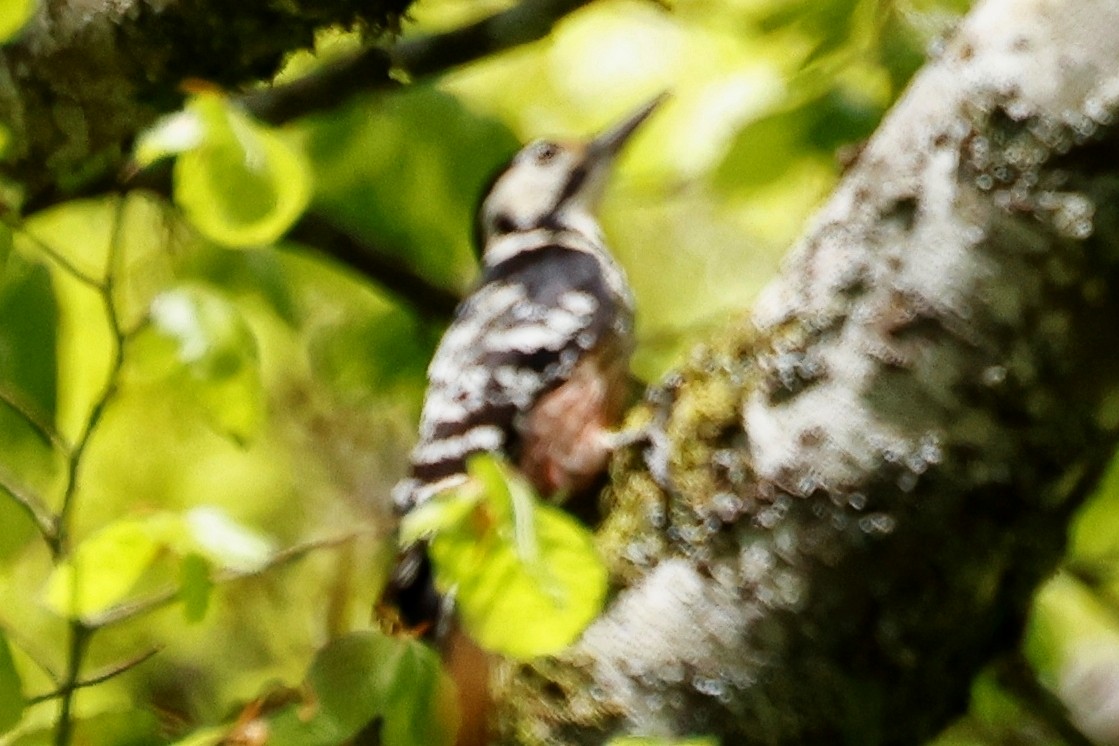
[243,0,595,125]
[393,0,593,78]
[28,646,163,705]
[285,214,462,320]
[993,653,1094,746]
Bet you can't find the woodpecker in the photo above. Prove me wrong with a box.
[383,95,665,634]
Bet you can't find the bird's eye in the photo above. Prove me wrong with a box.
[491,213,517,235]
[535,142,560,164]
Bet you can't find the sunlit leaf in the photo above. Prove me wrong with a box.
[146,285,263,442]
[268,631,458,746]
[179,552,213,624]
[174,92,312,248]
[607,737,718,746]
[185,506,274,573]
[0,0,34,41]
[422,455,608,659]
[44,518,163,619]
[0,629,24,734]
[398,486,482,547]
[134,110,205,167]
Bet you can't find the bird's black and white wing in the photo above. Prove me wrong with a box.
[392,244,631,513]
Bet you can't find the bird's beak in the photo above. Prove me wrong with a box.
[588,92,669,163]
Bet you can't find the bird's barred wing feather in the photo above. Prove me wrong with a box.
[392,246,629,512]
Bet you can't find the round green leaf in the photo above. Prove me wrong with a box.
[425,456,608,659]
[0,0,34,41]
[174,94,311,248]
[44,518,163,619]
[268,631,458,746]
[146,285,264,442]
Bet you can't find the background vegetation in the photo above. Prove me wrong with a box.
[2,0,1117,743]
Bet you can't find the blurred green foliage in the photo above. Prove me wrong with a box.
[401,455,608,659]
[267,631,457,746]
[4,0,1115,744]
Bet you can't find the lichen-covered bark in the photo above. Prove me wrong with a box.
[494,0,1119,742]
[0,0,409,207]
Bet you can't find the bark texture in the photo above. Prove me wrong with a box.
[0,0,408,207]
[494,0,1119,742]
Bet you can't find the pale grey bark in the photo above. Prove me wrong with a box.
[495,0,1119,742]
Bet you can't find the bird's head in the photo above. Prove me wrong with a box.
[475,94,666,258]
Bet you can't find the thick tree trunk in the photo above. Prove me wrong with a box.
[493,0,1119,742]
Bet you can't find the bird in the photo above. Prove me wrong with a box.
[381,94,666,638]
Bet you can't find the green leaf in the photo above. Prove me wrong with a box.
[268,631,458,746]
[607,738,717,746]
[0,255,58,426]
[380,639,458,746]
[173,92,312,248]
[0,629,25,734]
[44,518,163,619]
[607,737,718,746]
[398,486,483,547]
[133,110,205,167]
[0,0,34,41]
[0,224,12,274]
[184,506,274,573]
[424,455,608,659]
[179,553,213,624]
[145,285,263,442]
[9,708,161,745]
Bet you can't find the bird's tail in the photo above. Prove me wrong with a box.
[378,542,448,640]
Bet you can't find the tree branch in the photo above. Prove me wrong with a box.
[285,214,462,320]
[8,0,602,320]
[494,0,1119,741]
[243,0,594,125]
[28,646,163,706]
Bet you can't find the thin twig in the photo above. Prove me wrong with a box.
[30,645,161,705]
[0,381,70,453]
[992,652,1095,746]
[86,529,376,630]
[5,221,105,290]
[53,199,128,556]
[52,622,90,746]
[52,197,130,746]
[0,463,57,541]
[1,621,61,685]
